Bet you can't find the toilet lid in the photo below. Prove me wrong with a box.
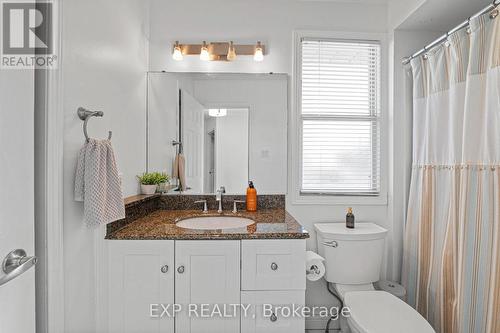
[344,291,435,333]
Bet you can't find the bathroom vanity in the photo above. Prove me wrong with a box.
[103,72,307,333]
[105,195,308,333]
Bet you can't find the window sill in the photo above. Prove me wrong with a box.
[291,191,388,206]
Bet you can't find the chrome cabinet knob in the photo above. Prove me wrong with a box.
[161,265,168,273]
[177,265,185,274]
[270,262,278,271]
[270,313,277,322]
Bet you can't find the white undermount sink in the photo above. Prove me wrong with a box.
[176,216,254,230]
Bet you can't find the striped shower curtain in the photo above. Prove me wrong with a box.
[402,9,500,333]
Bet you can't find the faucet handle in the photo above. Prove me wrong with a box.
[194,200,208,213]
[218,186,226,194]
[232,200,246,213]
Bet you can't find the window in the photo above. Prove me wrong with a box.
[300,38,381,195]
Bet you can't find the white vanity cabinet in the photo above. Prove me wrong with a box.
[175,240,240,333]
[108,240,175,333]
[107,239,305,333]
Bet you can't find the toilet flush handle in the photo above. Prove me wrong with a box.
[322,240,338,248]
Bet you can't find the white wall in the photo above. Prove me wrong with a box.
[61,1,149,331]
[396,0,492,31]
[388,0,426,29]
[149,0,388,73]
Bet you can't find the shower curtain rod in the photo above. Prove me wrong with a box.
[402,0,500,65]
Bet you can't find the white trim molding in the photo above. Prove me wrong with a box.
[34,0,65,332]
[289,30,389,206]
[95,225,109,333]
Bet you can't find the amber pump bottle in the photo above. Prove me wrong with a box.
[246,181,257,212]
[346,207,355,229]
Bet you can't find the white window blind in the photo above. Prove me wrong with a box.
[300,38,381,195]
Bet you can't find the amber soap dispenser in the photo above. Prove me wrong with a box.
[246,181,257,212]
[346,207,355,229]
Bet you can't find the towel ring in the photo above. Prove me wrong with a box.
[77,107,112,142]
[172,140,183,153]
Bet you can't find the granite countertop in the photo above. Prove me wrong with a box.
[106,208,309,240]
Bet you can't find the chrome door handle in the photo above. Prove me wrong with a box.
[0,249,37,287]
[270,262,278,271]
[270,313,277,322]
[322,240,338,248]
[177,265,185,274]
[161,265,169,273]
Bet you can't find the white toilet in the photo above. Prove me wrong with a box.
[315,223,435,333]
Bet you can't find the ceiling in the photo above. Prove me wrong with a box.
[398,0,493,31]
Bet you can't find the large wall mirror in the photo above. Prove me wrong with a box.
[147,72,288,195]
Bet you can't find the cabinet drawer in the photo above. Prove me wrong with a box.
[241,290,305,333]
[241,239,305,290]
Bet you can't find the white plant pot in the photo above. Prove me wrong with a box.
[141,184,157,195]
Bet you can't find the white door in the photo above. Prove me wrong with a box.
[108,240,175,333]
[214,108,249,193]
[175,241,240,333]
[0,69,36,331]
[181,90,204,192]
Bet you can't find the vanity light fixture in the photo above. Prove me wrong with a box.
[172,41,183,61]
[200,41,210,61]
[209,108,227,117]
[254,41,264,62]
[172,41,265,61]
[227,41,236,61]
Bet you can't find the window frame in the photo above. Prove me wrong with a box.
[291,30,388,205]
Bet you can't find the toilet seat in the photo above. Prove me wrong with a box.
[344,291,435,333]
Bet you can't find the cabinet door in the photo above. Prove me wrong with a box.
[108,240,174,333]
[175,240,240,333]
[241,291,305,333]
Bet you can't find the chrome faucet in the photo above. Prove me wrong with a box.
[215,186,226,213]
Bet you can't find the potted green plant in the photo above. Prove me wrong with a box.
[137,172,170,195]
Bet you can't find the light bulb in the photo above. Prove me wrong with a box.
[172,41,183,61]
[254,41,264,62]
[227,41,236,61]
[200,41,210,61]
[208,108,227,117]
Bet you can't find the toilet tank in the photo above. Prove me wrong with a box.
[314,223,388,284]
